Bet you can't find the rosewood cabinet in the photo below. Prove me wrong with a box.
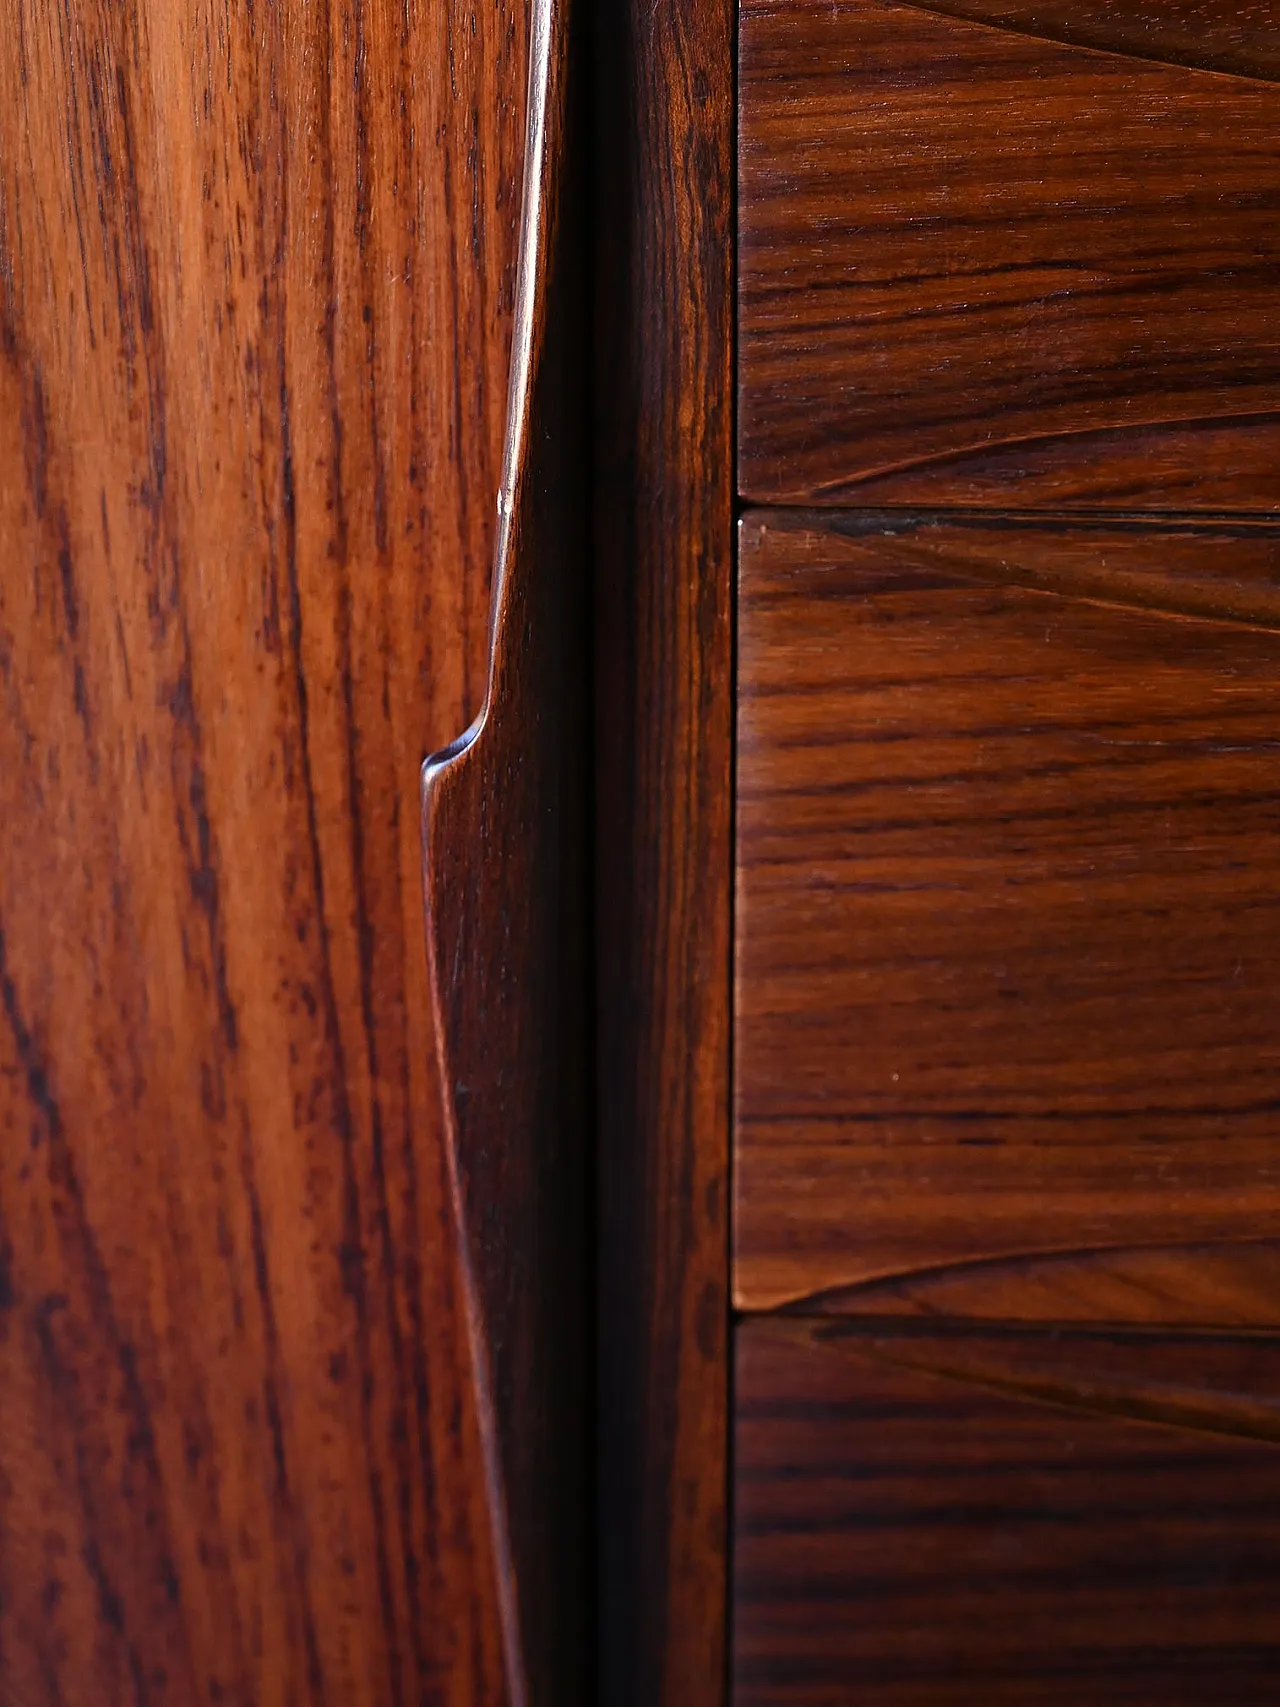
[1,0,1278,1702]
[728,1,1280,1700]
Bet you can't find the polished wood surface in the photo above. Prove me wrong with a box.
[735,0,1280,1689]
[422,1,587,1700]
[734,1317,1280,1705]
[735,513,1280,1312]
[890,0,1280,78]
[738,510,1280,628]
[593,0,735,1700]
[800,1240,1280,1327]
[0,0,529,1700]
[738,0,1280,508]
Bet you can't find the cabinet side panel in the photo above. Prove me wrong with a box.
[594,1,736,1702]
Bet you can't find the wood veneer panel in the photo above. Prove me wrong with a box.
[802,1240,1280,1327]
[735,513,1280,1314]
[900,0,1280,79]
[734,1318,1280,1705]
[593,0,735,1701]
[0,1,530,1701]
[738,0,1280,509]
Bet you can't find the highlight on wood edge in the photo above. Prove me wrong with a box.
[419,0,579,1704]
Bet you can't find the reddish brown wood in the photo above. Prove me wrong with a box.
[593,0,735,1701]
[0,0,530,1701]
[734,1317,1280,1705]
[738,0,1280,508]
[735,513,1280,1313]
[801,1241,1280,1327]
[890,0,1280,79]
[742,509,1280,624]
[422,0,587,1700]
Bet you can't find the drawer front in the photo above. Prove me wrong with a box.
[734,1319,1280,1706]
[738,0,1280,508]
[734,513,1280,1313]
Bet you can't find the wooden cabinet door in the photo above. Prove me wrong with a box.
[0,4,586,1705]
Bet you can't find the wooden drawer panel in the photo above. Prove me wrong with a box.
[738,0,1280,509]
[734,513,1280,1312]
[734,1318,1280,1705]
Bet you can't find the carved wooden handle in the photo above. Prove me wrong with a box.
[420,1,585,1704]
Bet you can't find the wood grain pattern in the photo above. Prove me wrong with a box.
[738,0,1280,508]
[903,0,1280,79]
[799,1240,1280,1327]
[734,1317,1280,1705]
[0,0,529,1701]
[592,0,735,1701]
[735,513,1280,1313]
[752,508,1280,625]
[422,0,586,1701]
